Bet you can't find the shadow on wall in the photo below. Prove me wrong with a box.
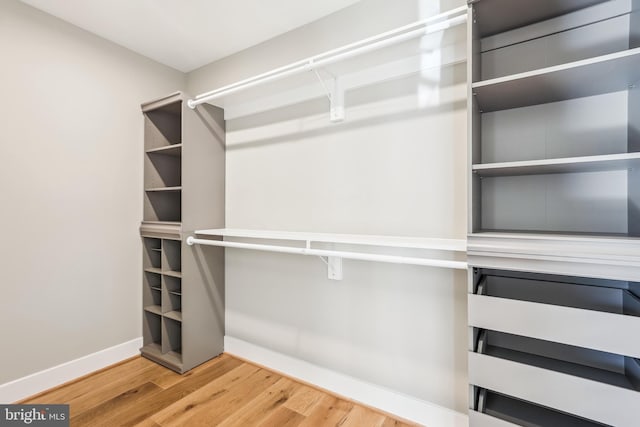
[226,62,466,151]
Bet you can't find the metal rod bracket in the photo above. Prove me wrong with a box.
[330,78,345,122]
[328,256,343,280]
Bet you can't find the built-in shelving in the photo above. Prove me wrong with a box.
[469,0,640,238]
[140,91,225,374]
[473,48,640,113]
[467,1,640,425]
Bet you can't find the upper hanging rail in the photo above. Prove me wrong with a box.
[187,5,468,114]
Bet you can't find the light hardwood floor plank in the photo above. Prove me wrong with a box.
[106,355,244,426]
[339,404,387,427]
[297,395,354,427]
[21,357,153,404]
[152,363,277,427]
[215,377,301,427]
[256,406,305,427]
[25,355,418,427]
[283,384,325,416]
[71,382,163,427]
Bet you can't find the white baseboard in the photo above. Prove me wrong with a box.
[0,337,143,403]
[224,336,469,427]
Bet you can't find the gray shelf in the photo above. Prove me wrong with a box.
[472,0,606,38]
[146,143,182,157]
[144,305,162,316]
[485,346,638,391]
[144,267,162,275]
[164,310,182,322]
[473,48,640,112]
[145,186,182,192]
[480,389,608,427]
[473,152,640,177]
[162,270,182,278]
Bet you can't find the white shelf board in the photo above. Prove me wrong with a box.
[472,48,640,112]
[194,228,466,252]
[472,0,606,38]
[473,152,640,177]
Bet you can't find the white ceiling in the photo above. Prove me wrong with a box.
[19,0,361,72]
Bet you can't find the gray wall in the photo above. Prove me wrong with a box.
[0,0,183,384]
[188,0,469,412]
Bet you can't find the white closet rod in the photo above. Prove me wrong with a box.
[186,237,468,270]
[187,5,468,108]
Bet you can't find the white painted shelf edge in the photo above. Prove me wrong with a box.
[193,228,467,252]
[472,152,640,176]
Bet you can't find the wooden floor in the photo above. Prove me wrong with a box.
[22,354,419,427]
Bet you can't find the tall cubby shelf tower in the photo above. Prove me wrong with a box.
[466,1,640,426]
[140,92,225,373]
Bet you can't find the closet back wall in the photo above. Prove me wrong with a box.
[188,0,468,412]
[0,0,183,384]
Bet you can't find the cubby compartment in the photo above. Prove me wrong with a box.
[469,269,640,358]
[471,389,609,427]
[162,317,182,364]
[162,239,181,275]
[142,311,161,348]
[142,237,161,270]
[143,100,181,149]
[163,275,182,322]
[469,0,640,237]
[143,272,162,315]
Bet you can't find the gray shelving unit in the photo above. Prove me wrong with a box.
[140,92,225,373]
[468,0,640,236]
[466,1,640,426]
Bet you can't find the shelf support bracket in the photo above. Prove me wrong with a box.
[330,78,345,123]
[317,254,343,280]
[327,256,343,280]
[311,66,345,123]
